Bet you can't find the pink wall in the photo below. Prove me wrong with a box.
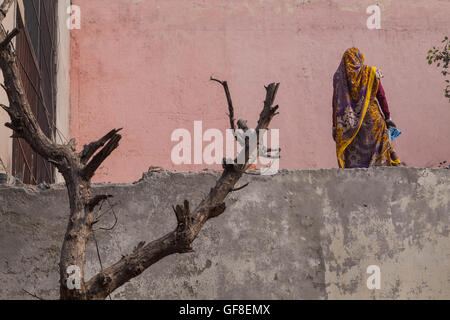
[71,0,450,183]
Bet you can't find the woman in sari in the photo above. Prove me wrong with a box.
[332,47,401,168]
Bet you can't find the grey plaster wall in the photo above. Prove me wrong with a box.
[0,168,449,299]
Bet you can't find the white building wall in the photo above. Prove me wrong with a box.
[55,0,71,183]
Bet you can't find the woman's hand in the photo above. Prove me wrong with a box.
[386,119,397,128]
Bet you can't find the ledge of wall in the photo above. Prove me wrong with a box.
[0,167,449,299]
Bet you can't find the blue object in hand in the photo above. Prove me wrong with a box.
[388,126,402,141]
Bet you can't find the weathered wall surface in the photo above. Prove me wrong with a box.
[70,0,450,182]
[0,168,449,299]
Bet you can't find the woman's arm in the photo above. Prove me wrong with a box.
[377,81,391,120]
[377,82,397,128]
[332,90,337,140]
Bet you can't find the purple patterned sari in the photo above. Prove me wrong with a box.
[333,48,400,168]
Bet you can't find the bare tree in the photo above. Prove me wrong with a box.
[0,0,280,300]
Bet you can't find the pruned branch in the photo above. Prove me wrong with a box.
[210,77,236,133]
[85,79,280,299]
[231,182,250,192]
[82,131,122,180]
[257,84,280,131]
[88,195,113,212]
[80,128,123,164]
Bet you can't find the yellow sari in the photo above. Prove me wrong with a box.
[333,48,400,168]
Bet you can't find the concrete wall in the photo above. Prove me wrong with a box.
[0,167,448,299]
[70,0,450,183]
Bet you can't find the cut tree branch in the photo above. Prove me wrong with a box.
[210,77,236,132]
[80,128,123,164]
[82,131,122,180]
[231,182,250,192]
[85,79,280,299]
[88,195,113,212]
